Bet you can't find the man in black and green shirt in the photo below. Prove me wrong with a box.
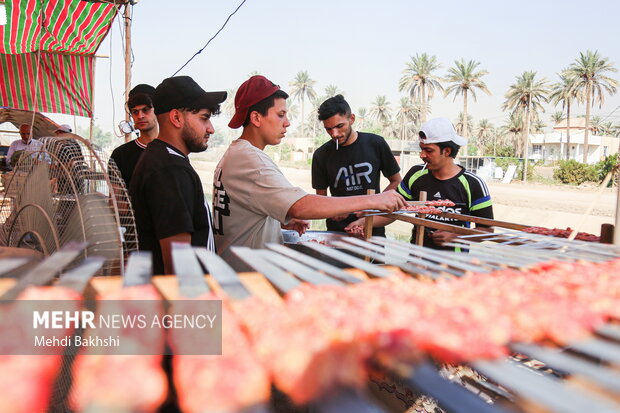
[346,117,493,249]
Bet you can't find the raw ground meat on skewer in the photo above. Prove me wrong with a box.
[69,284,167,413]
[523,226,600,242]
[345,224,365,237]
[0,286,82,413]
[424,200,456,207]
[240,257,620,404]
[308,239,330,245]
[401,204,442,214]
[235,273,507,404]
[227,255,620,405]
[170,293,270,413]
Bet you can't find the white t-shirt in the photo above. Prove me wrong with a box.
[213,139,307,267]
[6,138,44,167]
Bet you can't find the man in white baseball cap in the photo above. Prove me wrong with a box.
[55,124,73,135]
[347,117,494,250]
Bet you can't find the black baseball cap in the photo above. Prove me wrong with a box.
[129,84,155,98]
[153,76,227,115]
[127,84,155,110]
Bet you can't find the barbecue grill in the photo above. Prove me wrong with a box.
[0,232,619,413]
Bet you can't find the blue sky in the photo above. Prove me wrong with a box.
[53,0,620,138]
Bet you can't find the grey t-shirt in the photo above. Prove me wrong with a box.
[213,139,307,268]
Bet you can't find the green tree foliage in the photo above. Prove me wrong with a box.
[398,53,443,122]
[444,58,491,139]
[594,154,620,186]
[549,70,579,160]
[503,71,549,157]
[369,95,392,128]
[77,124,115,149]
[289,71,317,135]
[553,160,598,185]
[567,50,618,163]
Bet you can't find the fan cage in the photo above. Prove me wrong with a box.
[0,135,138,275]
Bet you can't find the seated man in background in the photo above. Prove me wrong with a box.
[54,124,73,136]
[6,124,42,168]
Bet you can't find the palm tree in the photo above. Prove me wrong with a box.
[503,71,549,181]
[455,112,474,138]
[551,111,566,125]
[590,116,603,135]
[222,87,238,119]
[567,50,618,163]
[398,53,443,122]
[601,121,615,136]
[476,119,495,154]
[499,113,523,156]
[444,59,491,141]
[396,97,417,146]
[532,120,546,134]
[370,96,392,133]
[289,71,317,136]
[357,107,368,130]
[549,70,579,160]
[324,84,343,97]
[301,94,325,139]
[286,101,299,123]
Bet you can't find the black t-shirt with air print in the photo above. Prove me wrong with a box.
[311,132,400,234]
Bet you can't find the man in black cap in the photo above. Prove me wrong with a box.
[129,76,226,274]
[110,84,158,188]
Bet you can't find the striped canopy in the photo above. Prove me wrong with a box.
[0,0,120,117]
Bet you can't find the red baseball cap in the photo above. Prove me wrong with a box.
[228,75,281,129]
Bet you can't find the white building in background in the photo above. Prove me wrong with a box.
[529,118,619,164]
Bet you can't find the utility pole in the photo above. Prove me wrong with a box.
[123,2,132,142]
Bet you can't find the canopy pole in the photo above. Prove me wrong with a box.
[615,171,620,246]
[90,55,97,143]
[123,3,132,143]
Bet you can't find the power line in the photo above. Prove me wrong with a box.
[171,0,248,77]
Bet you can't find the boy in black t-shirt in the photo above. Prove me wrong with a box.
[109,84,158,188]
[312,95,401,235]
[346,117,494,249]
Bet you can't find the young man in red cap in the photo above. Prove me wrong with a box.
[346,117,493,249]
[213,75,406,267]
[130,76,226,274]
[110,84,159,188]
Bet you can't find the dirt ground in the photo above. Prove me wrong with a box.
[193,157,618,238]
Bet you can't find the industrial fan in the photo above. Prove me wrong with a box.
[0,135,138,275]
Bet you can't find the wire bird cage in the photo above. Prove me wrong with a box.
[0,135,138,275]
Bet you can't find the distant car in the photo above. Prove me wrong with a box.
[0,145,9,172]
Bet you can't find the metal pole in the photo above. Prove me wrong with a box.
[123,3,132,143]
[615,173,620,245]
[89,56,97,143]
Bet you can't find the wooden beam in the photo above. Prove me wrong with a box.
[437,212,529,231]
[364,189,375,240]
[414,191,427,245]
[387,214,486,236]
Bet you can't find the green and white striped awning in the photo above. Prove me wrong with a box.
[0,0,120,117]
[0,0,117,55]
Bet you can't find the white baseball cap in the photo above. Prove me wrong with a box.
[419,117,467,146]
[55,124,72,133]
